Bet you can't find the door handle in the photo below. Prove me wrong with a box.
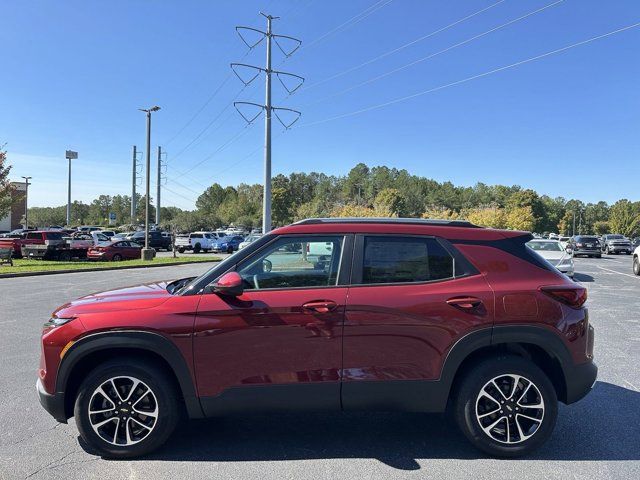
[302,300,337,314]
[446,296,483,310]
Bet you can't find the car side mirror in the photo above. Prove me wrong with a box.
[209,271,244,296]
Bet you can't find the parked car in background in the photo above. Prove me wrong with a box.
[568,235,601,258]
[527,239,574,277]
[600,234,633,255]
[125,231,172,251]
[77,226,101,233]
[67,231,111,249]
[175,232,218,253]
[238,234,262,250]
[558,236,571,248]
[0,228,36,238]
[87,241,142,261]
[37,218,596,458]
[0,230,66,258]
[97,230,117,239]
[211,235,244,253]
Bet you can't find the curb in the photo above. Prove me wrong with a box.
[0,259,221,279]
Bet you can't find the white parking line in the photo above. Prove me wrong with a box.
[597,266,640,279]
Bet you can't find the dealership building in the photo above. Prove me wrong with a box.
[0,181,27,232]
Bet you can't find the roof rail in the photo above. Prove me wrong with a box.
[293,217,480,228]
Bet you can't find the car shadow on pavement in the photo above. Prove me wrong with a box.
[82,381,639,469]
[573,272,595,282]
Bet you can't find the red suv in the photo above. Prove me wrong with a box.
[37,218,596,458]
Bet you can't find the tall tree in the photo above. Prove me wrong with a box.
[0,145,16,219]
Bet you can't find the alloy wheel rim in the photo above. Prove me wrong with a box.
[88,376,159,446]
[475,374,545,444]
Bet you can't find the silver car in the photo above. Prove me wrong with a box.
[527,239,574,278]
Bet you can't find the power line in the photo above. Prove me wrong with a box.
[302,0,564,107]
[170,124,256,181]
[300,21,640,127]
[163,73,233,147]
[300,0,507,92]
[302,0,395,51]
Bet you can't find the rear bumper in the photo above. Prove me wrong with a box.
[36,378,67,423]
[564,360,598,404]
[573,249,600,256]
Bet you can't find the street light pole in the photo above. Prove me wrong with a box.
[65,150,78,226]
[139,106,160,261]
[21,176,31,229]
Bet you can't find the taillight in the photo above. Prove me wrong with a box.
[540,286,587,308]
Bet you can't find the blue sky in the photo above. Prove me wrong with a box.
[1,0,639,209]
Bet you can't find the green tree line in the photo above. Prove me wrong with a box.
[26,163,640,236]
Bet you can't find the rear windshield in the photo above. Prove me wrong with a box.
[575,236,598,242]
[607,235,624,239]
[45,232,64,240]
[191,233,203,238]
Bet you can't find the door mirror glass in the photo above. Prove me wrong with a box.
[210,271,244,296]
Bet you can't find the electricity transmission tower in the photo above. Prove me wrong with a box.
[156,146,167,225]
[233,12,303,233]
[131,146,143,224]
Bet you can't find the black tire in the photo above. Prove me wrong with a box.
[227,246,234,254]
[193,243,201,254]
[58,252,71,262]
[633,256,640,276]
[595,254,601,258]
[177,247,185,254]
[453,356,558,458]
[74,359,179,458]
[112,254,122,262]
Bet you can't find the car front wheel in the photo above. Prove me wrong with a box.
[633,256,640,276]
[74,360,179,458]
[453,356,557,457]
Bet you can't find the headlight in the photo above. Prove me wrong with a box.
[44,316,76,329]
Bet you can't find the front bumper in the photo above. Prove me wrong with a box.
[36,378,67,423]
[608,246,632,253]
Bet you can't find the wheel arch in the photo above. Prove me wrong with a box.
[57,330,204,420]
[441,326,573,407]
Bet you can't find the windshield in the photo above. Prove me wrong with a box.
[607,235,624,239]
[527,241,563,252]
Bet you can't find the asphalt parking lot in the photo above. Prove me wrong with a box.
[0,256,638,479]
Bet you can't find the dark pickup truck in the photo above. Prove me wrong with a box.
[0,231,66,258]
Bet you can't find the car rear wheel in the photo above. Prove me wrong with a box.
[178,247,185,253]
[112,254,122,262]
[58,251,71,262]
[633,256,640,276]
[453,356,557,458]
[74,360,179,458]
[193,243,201,254]
[227,246,233,253]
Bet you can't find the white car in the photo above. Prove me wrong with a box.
[527,239,574,278]
[238,234,262,250]
[633,245,640,276]
[558,236,571,249]
[174,231,218,253]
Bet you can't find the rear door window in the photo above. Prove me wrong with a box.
[360,236,454,284]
